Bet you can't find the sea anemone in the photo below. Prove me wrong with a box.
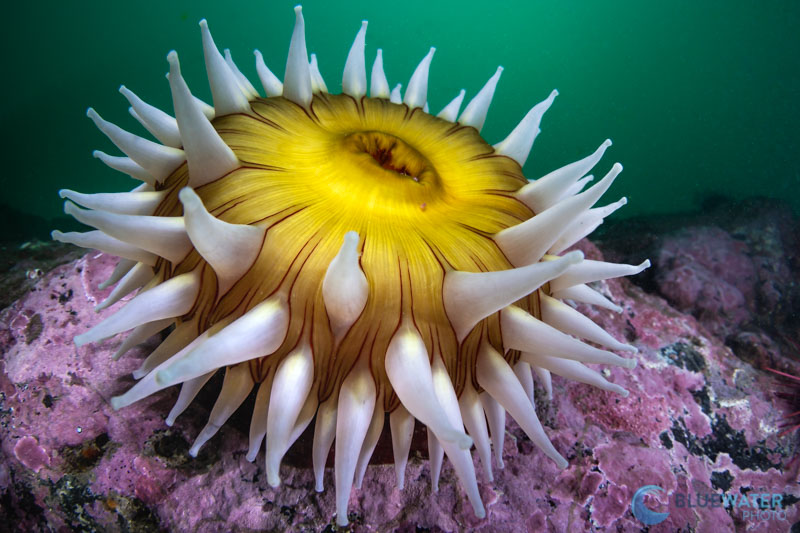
[53,6,648,526]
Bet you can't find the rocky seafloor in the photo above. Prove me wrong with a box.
[1,198,798,532]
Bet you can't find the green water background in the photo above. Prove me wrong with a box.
[3,0,798,224]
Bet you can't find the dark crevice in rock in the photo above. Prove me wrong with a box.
[671,416,779,472]
[709,470,733,491]
[660,342,706,373]
[690,386,714,417]
[145,429,217,474]
[50,475,101,531]
[61,433,112,473]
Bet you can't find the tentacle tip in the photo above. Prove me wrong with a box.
[198,18,208,28]
[473,507,486,519]
[555,456,569,470]
[110,350,123,361]
[640,259,652,270]
[314,482,324,493]
[343,230,360,244]
[164,417,175,427]
[612,162,623,172]
[253,49,262,57]
[94,301,109,313]
[166,50,179,65]
[294,5,303,15]
[131,368,146,380]
[154,369,173,386]
[603,138,613,147]
[92,150,102,159]
[456,433,473,450]
[624,357,638,369]
[550,88,559,98]
[439,429,473,449]
[188,447,200,458]
[245,451,257,462]
[563,250,584,264]
[51,230,62,240]
[267,473,281,488]
[109,396,124,411]
[361,19,368,27]
[336,515,348,527]
[178,186,198,206]
[617,387,630,398]
[73,334,88,348]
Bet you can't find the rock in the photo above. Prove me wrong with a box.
[0,241,798,532]
[599,197,799,366]
[655,226,756,337]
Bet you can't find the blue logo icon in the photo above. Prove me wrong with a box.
[631,485,669,525]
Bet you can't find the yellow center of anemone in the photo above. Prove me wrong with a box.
[155,94,535,406]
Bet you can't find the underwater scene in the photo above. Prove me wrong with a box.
[1,0,798,531]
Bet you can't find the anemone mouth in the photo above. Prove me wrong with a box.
[343,130,435,183]
[53,6,648,527]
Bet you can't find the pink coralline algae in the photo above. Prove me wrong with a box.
[1,229,799,531]
[652,200,798,347]
[13,437,50,473]
[656,226,757,336]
